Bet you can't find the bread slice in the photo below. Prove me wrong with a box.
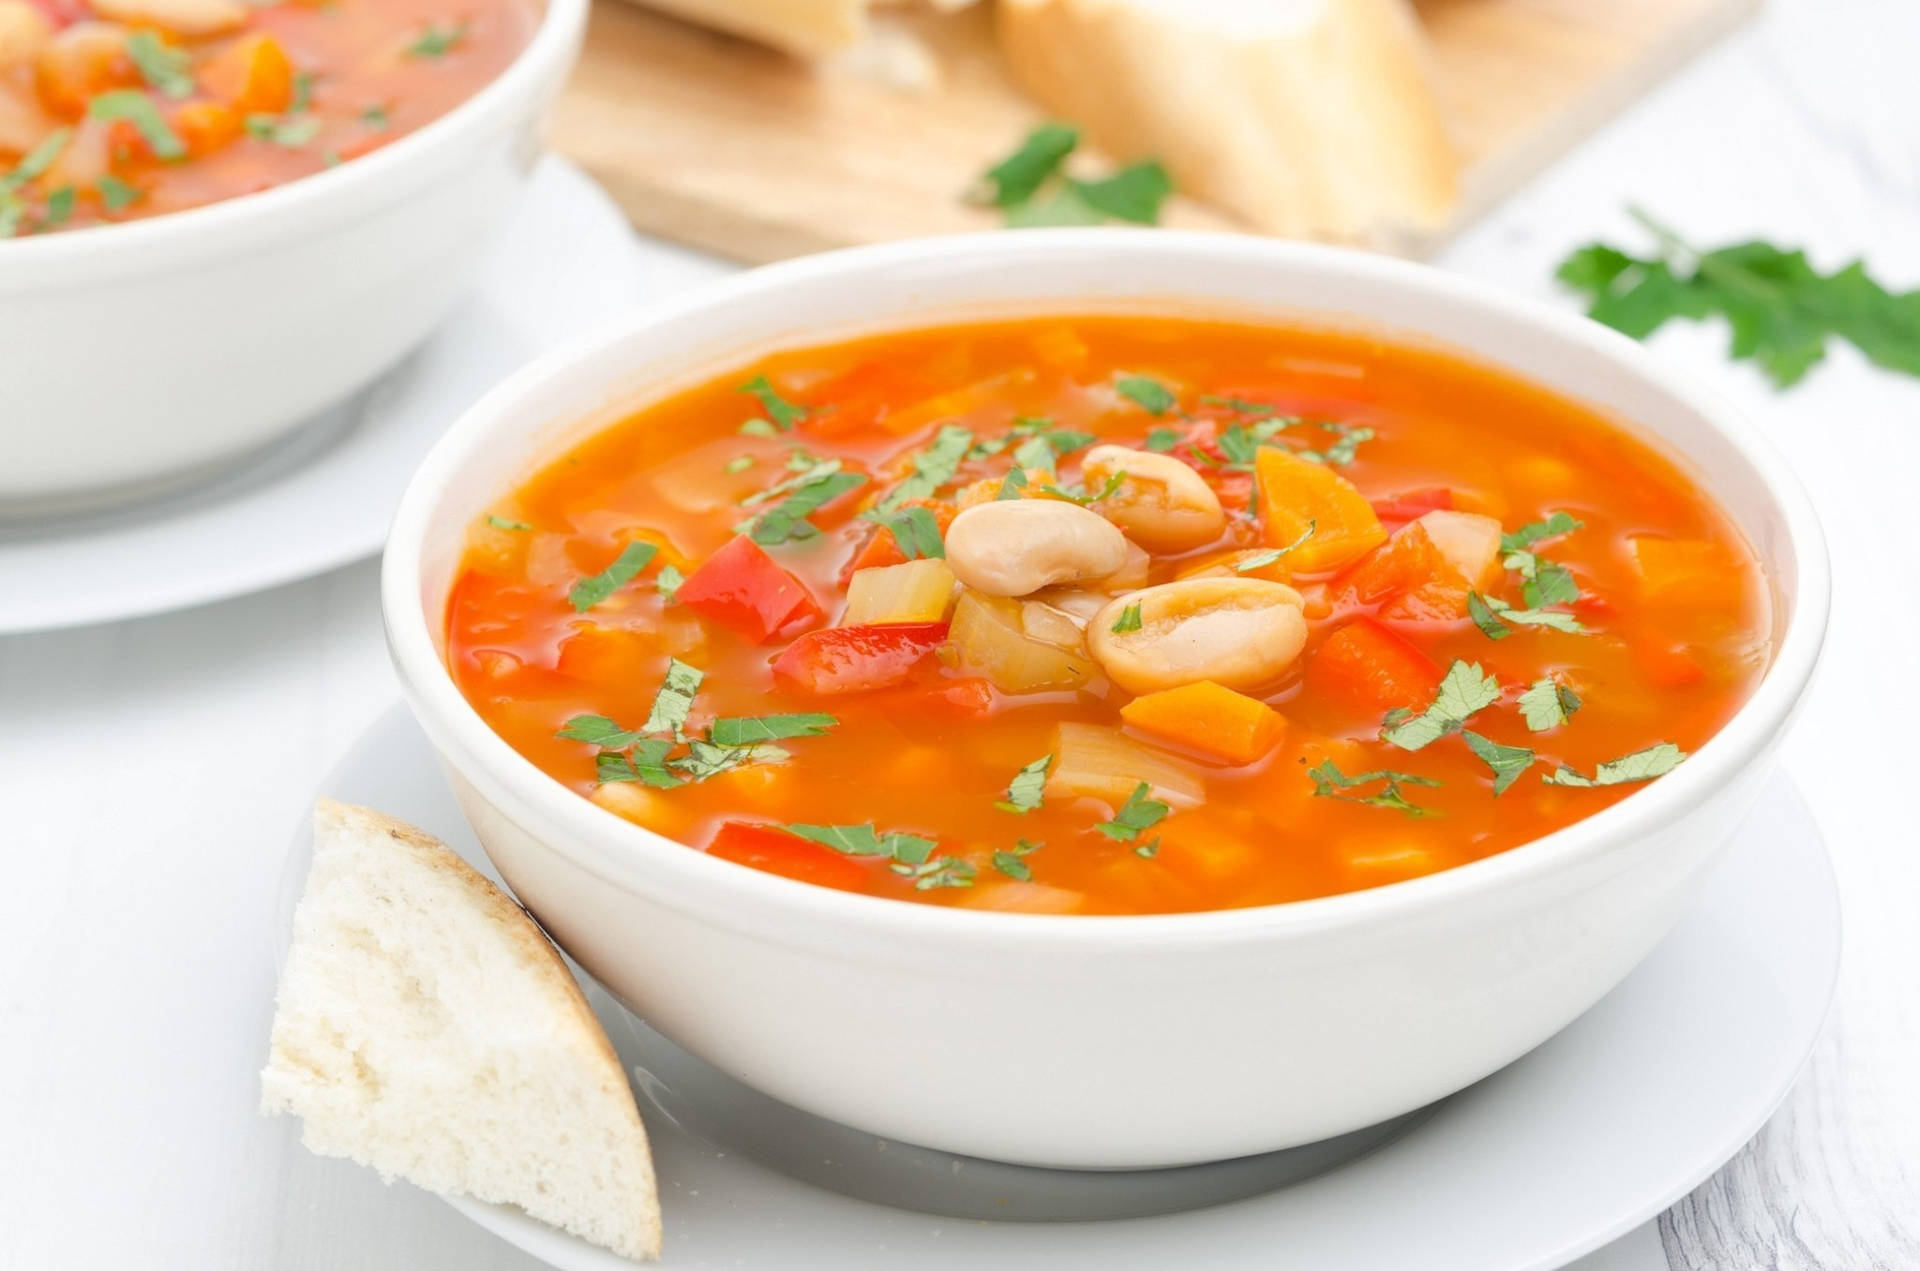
[623,0,868,58]
[262,800,661,1262]
[997,0,1459,247]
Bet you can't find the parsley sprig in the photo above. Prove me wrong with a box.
[1307,761,1440,818]
[972,123,1173,228]
[1557,207,1920,389]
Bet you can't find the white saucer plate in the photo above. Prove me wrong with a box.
[290,705,1839,1271]
[0,157,643,635]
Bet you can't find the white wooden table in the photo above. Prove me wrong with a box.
[3,0,1916,1265]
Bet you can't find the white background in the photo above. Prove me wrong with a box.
[3,0,1916,1265]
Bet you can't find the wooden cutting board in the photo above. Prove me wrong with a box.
[550,0,1757,264]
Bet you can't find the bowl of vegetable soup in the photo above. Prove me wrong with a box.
[0,0,583,514]
[383,231,1828,1169]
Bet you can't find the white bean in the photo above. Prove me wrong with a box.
[945,498,1130,597]
[1081,444,1226,553]
[1089,577,1308,694]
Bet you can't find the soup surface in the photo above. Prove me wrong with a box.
[447,316,1772,916]
[0,0,537,237]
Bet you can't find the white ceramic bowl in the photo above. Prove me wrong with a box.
[383,232,1829,1170]
[0,0,585,516]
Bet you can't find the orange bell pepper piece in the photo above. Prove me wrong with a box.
[201,33,294,116]
[172,100,242,157]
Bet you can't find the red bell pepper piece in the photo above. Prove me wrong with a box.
[1305,618,1445,713]
[771,622,949,695]
[676,535,822,644]
[706,822,868,893]
[1370,487,1455,522]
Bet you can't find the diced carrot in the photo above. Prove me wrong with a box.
[1120,680,1287,765]
[200,33,294,115]
[1304,619,1444,713]
[1254,448,1387,574]
[1629,536,1743,608]
[553,628,660,686]
[172,100,241,157]
[1333,522,1453,607]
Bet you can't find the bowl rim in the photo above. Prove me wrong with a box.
[382,228,1831,952]
[0,0,585,277]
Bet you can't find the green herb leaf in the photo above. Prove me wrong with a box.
[655,564,685,602]
[865,505,945,560]
[1557,207,1920,389]
[597,741,686,789]
[1295,423,1375,467]
[1115,374,1177,415]
[556,714,644,748]
[1,128,71,196]
[640,658,703,738]
[996,466,1029,500]
[975,122,1079,209]
[360,103,391,130]
[1500,511,1583,554]
[568,541,658,611]
[1094,781,1170,842]
[894,856,978,890]
[672,739,789,781]
[1543,742,1686,787]
[244,112,323,148]
[1144,427,1182,452]
[1235,521,1316,572]
[1461,730,1534,795]
[88,91,185,161]
[742,461,869,545]
[740,374,808,430]
[1040,470,1126,506]
[1069,159,1172,225]
[405,19,469,58]
[991,849,1033,881]
[41,184,74,228]
[1110,601,1143,634]
[709,713,838,745]
[126,31,194,100]
[1478,593,1589,634]
[787,822,940,866]
[724,454,756,474]
[485,514,530,531]
[1467,591,1512,640]
[1011,433,1057,474]
[881,424,974,511]
[96,175,141,212]
[1382,661,1501,751]
[1307,760,1440,818]
[995,754,1053,814]
[1518,677,1583,732]
[1003,183,1107,228]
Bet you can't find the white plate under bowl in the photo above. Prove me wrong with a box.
[284,705,1839,1270]
[0,157,642,635]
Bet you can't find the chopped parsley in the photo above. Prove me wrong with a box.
[974,122,1079,208]
[995,754,1053,814]
[880,425,974,511]
[709,713,837,745]
[1235,521,1316,571]
[1381,661,1501,751]
[1501,512,1584,554]
[1466,591,1511,640]
[1295,422,1375,467]
[41,185,74,228]
[1461,731,1534,795]
[1040,470,1126,505]
[724,455,756,474]
[996,467,1029,500]
[674,738,790,781]
[245,113,323,148]
[556,715,646,749]
[1071,160,1173,225]
[1543,743,1687,787]
[88,91,185,161]
[1109,601,1143,634]
[361,103,392,130]
[787,822,938,865]
[568,541,658,611]
[1094,781,1169,846]
[992,839,1043,882]
[641,658,703,738]
[740,374,808,430]
[2,129,70,194]
[485,514,530,531]
[865,505,945,559]
[127,31,194,100]
[1469,592,1589,638]
[1307,760,1440,818]
[738,458,868,545]
[1115,374,1177,415]
[405,19,469,58]
[1518,677,1582,731]
[1144,427,1182,452]
[96,175,141,212]
[654,564,685,602]
[1503,550,1582,610]
[738,418,778,438]
[597,740,683,789]
[974,124,1173,227]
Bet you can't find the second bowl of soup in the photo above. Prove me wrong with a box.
[384,231,1826,1168]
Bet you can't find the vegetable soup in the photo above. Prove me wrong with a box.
[446,315,1772,916]
[0,0,538,236]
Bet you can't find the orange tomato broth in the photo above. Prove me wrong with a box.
[446,315,1773,916]
[0,0,537,237]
